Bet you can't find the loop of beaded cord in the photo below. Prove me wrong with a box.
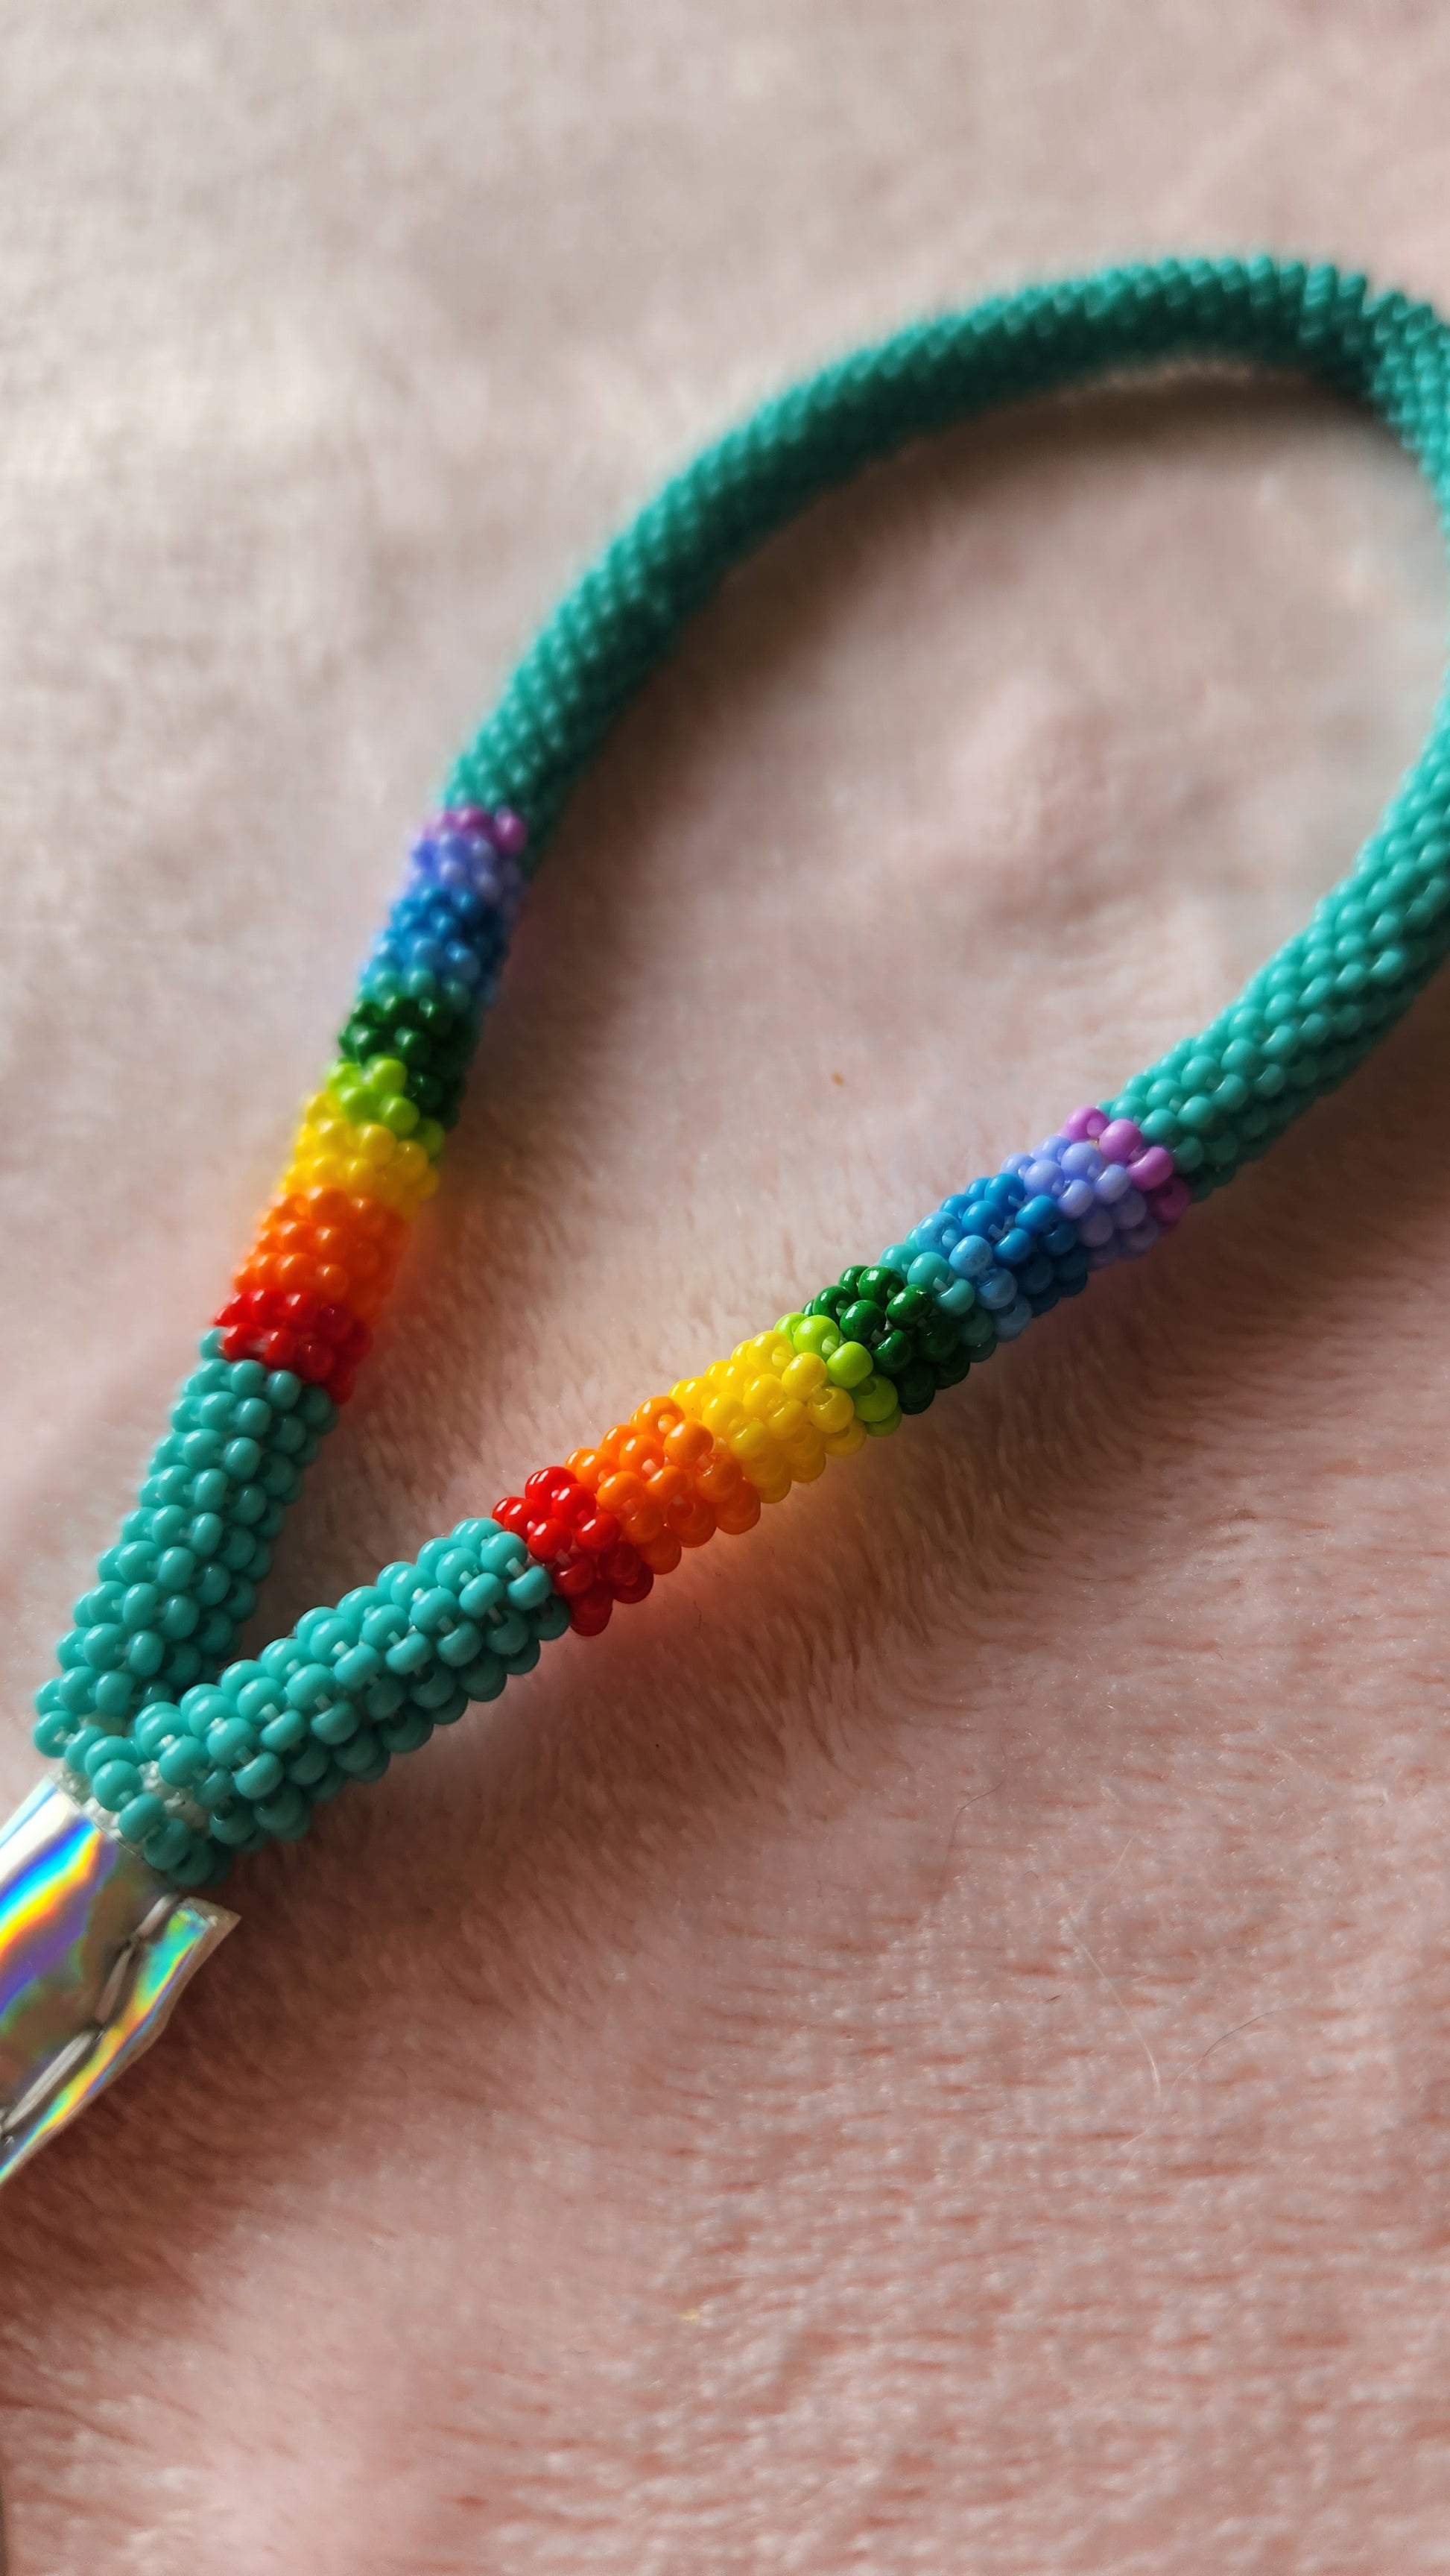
[28,252,1450,1885]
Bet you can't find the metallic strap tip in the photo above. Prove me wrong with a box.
[0,1781,235,2186]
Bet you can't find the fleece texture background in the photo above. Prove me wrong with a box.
[2,4,1450,2570]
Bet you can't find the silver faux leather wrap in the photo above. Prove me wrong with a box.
[0,1781,235,2185]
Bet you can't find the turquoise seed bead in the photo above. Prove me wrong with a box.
[332,1731,385,1779]
[259,1708,309,1755]
[451,1519,501,1551]
[116,1793,168,1844]
[284,1663,335,1711]
[436,1622,483,1668]
[300,1612,346,1656]
[310,1701,360,1747]
[209,1805,260,1847]
[142,1818,197,1875]
[82,1733,129,1780]
[333,1644,382,1689]
[410,1588,457,1636]
[256,1787,311,1839]
[506,1563,552,1611]
[157,1737,209,1787]
[479,1534,525,1575]
[411,1667,463,1711]
[206,1718,256,1768]
[183,1685,232,1734]
[133,1706,180,1758]
[379,1710,433,1756]
[233,1752,285,1801]
[92,1761,143,1812]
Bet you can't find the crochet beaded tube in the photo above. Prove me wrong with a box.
[29,252,1450,1884]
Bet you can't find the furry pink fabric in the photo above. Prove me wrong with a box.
[1,5,1449,2569]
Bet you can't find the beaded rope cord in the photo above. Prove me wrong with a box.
[2,250,1448,2177]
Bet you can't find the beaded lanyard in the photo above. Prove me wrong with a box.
[1,251,1446,2182]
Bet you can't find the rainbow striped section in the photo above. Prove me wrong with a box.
[489,1101,1191,1635]
[216,804,528,1400]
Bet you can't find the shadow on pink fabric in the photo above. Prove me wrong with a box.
[1,6,1450,2572]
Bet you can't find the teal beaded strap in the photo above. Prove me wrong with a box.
[13,255,1450,1939]
[452,254,1450,1199]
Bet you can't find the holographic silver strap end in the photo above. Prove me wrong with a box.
[0,1781,235,2186]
